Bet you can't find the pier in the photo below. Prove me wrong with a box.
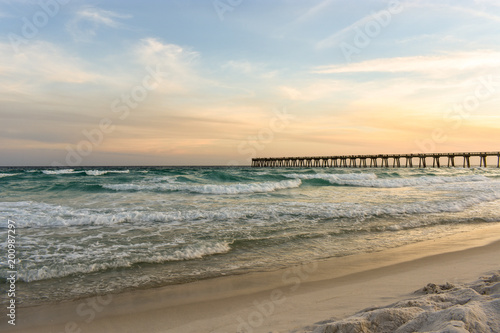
[252,152,500,168]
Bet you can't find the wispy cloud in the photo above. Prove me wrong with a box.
[293,0,336,24]
[395,33,464,45]
[0,39,133,116]
[315,1,407,50]
[388,0,500,21]
[222,60,278,79]
[415,2,500,22]
[66,6,131,42]
[0,41,102,88]
[137,38,199,69]
[316,2,500,50]
[2,1,500,164]
[316,11,383,50]
[279,80,343,101]
[77,7,130,28]
[432,6,500,22]
[312,51,500,76]
[134,39,258,101]
[474,0,500,7]
[223,60,255,74]
[134,38,202,95]
[272,0,336,39]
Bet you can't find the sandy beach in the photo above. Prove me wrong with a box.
[2,0,500,331]
[2,222,499,333]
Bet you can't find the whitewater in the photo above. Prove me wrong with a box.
[1,166,500,306]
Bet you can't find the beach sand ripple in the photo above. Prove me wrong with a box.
[307,272,500,333]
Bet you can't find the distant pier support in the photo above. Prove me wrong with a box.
[448,156,455,167]
[251,152,500,168]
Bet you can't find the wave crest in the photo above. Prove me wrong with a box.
[17,242,231,282]
[103,179,302,194]
[42,169,80,175]
[284,173,490,188]
[0,173,20,178]
[85,170,130,176]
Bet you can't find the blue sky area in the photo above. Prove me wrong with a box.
[1,0,500,166]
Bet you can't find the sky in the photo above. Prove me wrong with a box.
[1,0,500,166]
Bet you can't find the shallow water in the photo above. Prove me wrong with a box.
[1,166,500,305]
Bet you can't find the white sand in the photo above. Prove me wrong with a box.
[302,272,500,333]
[3,223,500,333]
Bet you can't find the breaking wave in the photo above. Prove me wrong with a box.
[285,173,490,188]
[103,179,302,194]
[17,242,231,282]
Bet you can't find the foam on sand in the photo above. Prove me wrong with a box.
[306,272,500,333]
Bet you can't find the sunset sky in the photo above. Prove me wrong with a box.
[1,0,500,166]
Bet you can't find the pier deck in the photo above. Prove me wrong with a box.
[251,152,500,168]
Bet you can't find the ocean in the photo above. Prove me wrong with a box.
[1,166,500,306]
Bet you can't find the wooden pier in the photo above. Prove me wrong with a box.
[252,152,500,168]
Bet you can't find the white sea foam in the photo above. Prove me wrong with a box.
[85,170,130,176]
[40,169,131,176]
[42,169,80,175]
[103,179,302,194]
[338,174,490,188]
[6,167,500,307]
[148,176,178,183]
[17,242,231,282]
[0,173,20,178]
[3,186,500,229]
[285,173,490,188]
[430,179,500,192]
[156,242,231,262]
[0,201,253,227]
[85,170,107,176]
[285,173,377,182]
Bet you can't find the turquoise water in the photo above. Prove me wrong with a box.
[1,166,500,306]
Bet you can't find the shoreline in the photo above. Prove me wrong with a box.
[3,222,500,332]
[11,222,493,309]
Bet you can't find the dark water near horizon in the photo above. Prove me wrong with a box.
[1,166,500,306]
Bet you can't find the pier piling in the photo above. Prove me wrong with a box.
[251,151,500,168]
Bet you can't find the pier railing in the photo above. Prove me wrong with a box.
[251,152,500,168]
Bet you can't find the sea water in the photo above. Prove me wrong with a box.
[1,166,500,306]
